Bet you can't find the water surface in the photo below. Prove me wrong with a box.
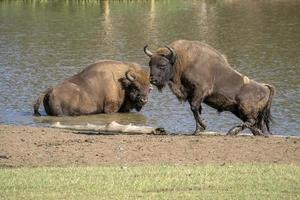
[0,0,299,135]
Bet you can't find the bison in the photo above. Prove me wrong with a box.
[144,40,275,136]
[33,60,150,116]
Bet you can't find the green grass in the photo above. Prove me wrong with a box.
[0,164,299,200]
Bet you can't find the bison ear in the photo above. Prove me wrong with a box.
[125,70,136,82]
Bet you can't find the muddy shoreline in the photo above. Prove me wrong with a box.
[0,125,299,167]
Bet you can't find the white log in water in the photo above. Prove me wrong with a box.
[51,121,166,135]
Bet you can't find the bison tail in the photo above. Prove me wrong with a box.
[33,88,52,116]
[258,84,276,133]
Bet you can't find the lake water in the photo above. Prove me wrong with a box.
[0,0,299,135]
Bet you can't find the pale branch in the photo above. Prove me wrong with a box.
[51,121,166,135]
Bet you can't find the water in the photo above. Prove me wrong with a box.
[0,0,299,135]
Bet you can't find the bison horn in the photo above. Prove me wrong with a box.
[165,45,176,64]
[125,71,136,82]
[144,45,153,57]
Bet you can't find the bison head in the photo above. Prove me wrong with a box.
[121,70,151,111]
[144,45,176,91]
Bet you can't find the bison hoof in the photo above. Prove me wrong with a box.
[154,128,168,135]
[251,129,264,136]
[33,112,41,117]
[193,131,202,136]
[193,127,205,135]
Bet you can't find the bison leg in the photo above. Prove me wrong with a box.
[249,126,264,136]
[243,118,265,136]
[249,121,266,136]
[189,98,207,135]
[168,82,187,101]
[227,120,254,136]
[227,119,265,136]
[254,120,271,135]
[227,124,244,136]
[104,101,120,113]
[226,122,250,136]
[191,106,206,135]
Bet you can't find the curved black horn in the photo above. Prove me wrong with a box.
[144,45,153,57]
[165,46,176,63]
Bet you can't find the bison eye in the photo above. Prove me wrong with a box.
[131,88,137,93]
[159,64,167,69]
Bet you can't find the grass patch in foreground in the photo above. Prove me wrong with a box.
[0,164,299,200]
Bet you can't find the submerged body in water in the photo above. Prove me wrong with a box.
[34,60,150,116]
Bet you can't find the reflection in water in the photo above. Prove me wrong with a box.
[103,0,110,20]
[148,0,159,45]
[99,0,113,55]
[0,0,299,135]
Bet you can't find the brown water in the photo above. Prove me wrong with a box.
[0,0,299,135]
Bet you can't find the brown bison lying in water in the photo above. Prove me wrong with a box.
[34,60,150,116]
[144,40,275,136]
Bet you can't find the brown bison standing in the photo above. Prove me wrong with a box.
[34,60,150,116]
[144,40,275,136]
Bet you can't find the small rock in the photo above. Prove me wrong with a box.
[0,155,10,159]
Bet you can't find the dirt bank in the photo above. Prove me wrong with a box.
[0,125,299,167]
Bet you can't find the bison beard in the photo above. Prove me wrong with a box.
[144,40,275,136]
[156,84,165,92]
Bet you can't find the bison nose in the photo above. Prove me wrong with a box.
[139,98,148,104]
[150,77,158,85]
[149,85,153,91]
